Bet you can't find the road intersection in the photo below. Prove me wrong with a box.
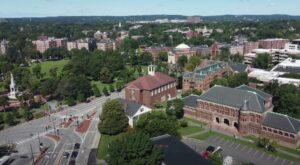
[0,91,124,165]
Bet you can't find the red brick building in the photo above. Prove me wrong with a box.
[258,38,289,49]
[125,65,177,107]
[183,85,300,147]
[244,42,259,54]
[182,60,232,92]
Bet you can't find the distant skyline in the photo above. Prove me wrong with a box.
[1,0,300,18]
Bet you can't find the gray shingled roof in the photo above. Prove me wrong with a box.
[262,112,300,133]
[236,84,271,100]
[183,95,201,108]
[198,85,266,113]
[229,63,248,73]
[118,98,142,117]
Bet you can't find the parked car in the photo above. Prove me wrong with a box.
[74,143,80,150]
[71,151,78,158]
[63,152,70,158]
[206,146,215,153]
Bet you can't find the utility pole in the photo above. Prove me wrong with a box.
[30,144,34,165]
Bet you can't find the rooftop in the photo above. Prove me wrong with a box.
[176,43,190,49]
[263,112,300,134]
[183,61,228,81]
[197,85,270,113]
[126,72,176,91]
[152,134,212,165]
[118,98,143,117]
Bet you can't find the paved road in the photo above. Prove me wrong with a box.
[0,91,124,165]
[183,137,300,165]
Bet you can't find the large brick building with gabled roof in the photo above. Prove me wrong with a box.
[183,85,300,147]
[125,65,177,107]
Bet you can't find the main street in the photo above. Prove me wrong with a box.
[0,90,124,165]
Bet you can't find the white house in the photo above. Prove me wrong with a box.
[118,98,152,127]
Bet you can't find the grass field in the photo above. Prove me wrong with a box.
[30,59,69,77]
[91,81,117,91]
[179,125,204,136]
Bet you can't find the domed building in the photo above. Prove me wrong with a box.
[168,43,196,64]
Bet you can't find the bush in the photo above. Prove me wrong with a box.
[109,84,115,92]
[67,97,76,106]
[180,120,188,127]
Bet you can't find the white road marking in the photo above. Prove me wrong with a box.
[247,148,253,154]
[241,146,246,152]
[234,144,240,150]
[260,152,265,158]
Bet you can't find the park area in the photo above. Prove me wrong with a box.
[30,59,69,77]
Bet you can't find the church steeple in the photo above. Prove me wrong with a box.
[148,65,156,76]
[9,73,17,99]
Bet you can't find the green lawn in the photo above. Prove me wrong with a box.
[91,81,117,91]
[183,117,207,126]
[179,126,204,136]
[97,133,125,160]
[30,59,69,77]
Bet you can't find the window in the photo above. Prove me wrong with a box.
[151,91,154,96]
[268,128,272,132]
[158,88,161,93]
[290,134,295,138]
[279,131,283,135]
[140,108,144,112]
[263,127,266,130]
[273,130,278,133]
[284,133,289,137]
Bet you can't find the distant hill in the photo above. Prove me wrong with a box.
[5,14,300,23]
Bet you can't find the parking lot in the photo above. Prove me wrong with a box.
[57,143,80,165]
[183,137,300,165]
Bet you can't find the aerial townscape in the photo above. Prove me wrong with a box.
[0,1,300,165]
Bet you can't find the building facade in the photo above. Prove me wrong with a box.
[258,38,289,49]
[168,43,196,64]
[182,60,231,92]
[96,40,116,51]
[183,85,300,147]
[244,42,259,54]
[125,65,177,107]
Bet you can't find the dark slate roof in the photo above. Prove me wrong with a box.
[183,95,201,108]
[236,84,271,100]
[262,112,300,134]
[273,67,300,74]
[87,149,98,165]
[229,63,248,73]
[152,135,212,165]
[198,85,266,113]
[118,98,142,117]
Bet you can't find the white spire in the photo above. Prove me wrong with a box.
[9,73,17,99]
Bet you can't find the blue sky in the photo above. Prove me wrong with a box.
[1,0,300,18]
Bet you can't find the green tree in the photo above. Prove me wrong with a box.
[32,64,43,79]
[0,96,9,112]
[253,53,272,69]
[92,85,101,97]
[3,112,14,125]
[98,99,128,135]
[109,84,115,92]
[208,153,223,165]
[181,89,202,97]
[135,112,180,137]
[49,67,58,78]
[116,81,123,92]
[67,97,76,106]
[102,86,109,96]
[19,108,33,121]
[166,99,184,119]
[158,52,168,62]
[176,56,188,70]
[185,56,202,71]
[107,132,162,165]
[100,67,113,84]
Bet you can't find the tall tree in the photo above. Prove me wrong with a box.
[166,99,184,119]
[185,56,202,71]
[0,96,9,112]
[107,132,162,165]
[253,53,272,69]
[98,99,128,135]
[100,67,113,84]
[32,64,43,79]
[135,112,180,137]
